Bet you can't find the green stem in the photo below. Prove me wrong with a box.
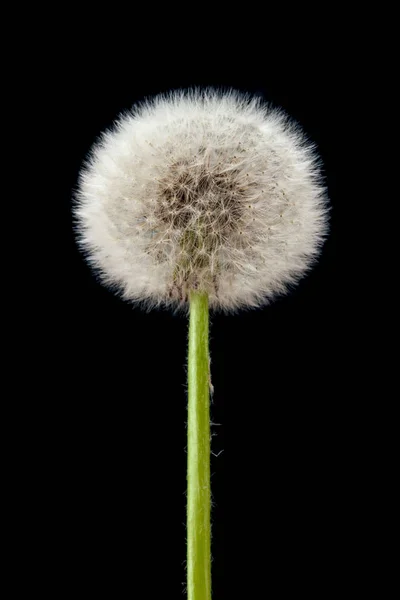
[187,292,211,600]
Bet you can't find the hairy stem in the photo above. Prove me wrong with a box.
[187,292,211,600]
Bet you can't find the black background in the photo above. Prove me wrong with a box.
[53,29,354,597]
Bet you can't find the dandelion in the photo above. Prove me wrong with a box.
[75,89,328,600]
[76,89,327,312]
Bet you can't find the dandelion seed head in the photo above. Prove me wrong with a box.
[75,89,328,311]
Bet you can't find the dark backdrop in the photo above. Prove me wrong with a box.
[56,39,347,597]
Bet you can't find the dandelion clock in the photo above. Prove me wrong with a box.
[75,89,328,600]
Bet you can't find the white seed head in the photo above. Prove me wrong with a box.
[75,89,328,312]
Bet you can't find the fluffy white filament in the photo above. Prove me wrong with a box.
[75,89,328,311]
